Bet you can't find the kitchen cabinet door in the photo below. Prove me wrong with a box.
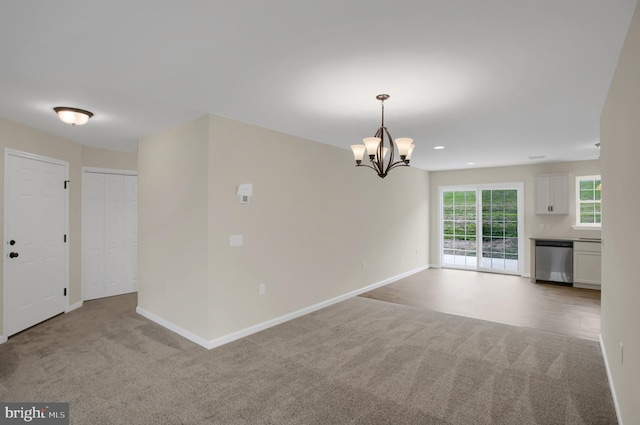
[534,175,569,214]
[573,242,601,289]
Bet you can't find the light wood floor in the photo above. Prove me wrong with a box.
[359,268,601,340]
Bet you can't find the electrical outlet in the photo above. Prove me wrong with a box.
[362,260,366,269]
[620,343,624,364]
[259,283,266,295]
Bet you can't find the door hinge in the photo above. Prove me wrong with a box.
[64,234,67,243]
[64,288,67,296]
[64,180,70,189]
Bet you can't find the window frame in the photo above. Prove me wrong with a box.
[575,175,602,228]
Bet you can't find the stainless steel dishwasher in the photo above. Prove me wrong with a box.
[535,240,573,284]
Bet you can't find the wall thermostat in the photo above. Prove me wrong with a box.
[237,184,253,203]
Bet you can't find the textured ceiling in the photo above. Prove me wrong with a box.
[0,1,636,170]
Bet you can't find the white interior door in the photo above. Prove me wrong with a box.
[82,171,137,300]
[104,174,125,297]
[82,173,106,300]
[4,151,67,337]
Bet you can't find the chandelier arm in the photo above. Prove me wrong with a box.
[371,126,384,173]
[373,157,384,175]
[361,160,387,178]
[386,160,410,172]
[382,126,396,175]
[356,163,380,173]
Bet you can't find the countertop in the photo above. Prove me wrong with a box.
[529,237,601,243]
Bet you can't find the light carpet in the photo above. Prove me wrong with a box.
[0,293,617,424]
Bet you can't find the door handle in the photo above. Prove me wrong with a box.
[9,252,19,258]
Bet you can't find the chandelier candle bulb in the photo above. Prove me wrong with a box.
[363,137,382,157]
[351,145,366,164]
[395,138,413,157]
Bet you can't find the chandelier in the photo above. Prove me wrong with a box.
[350,94,414,178]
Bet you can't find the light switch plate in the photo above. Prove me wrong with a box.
[229,234,243,247]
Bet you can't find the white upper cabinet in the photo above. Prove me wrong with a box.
[534,175,569,214]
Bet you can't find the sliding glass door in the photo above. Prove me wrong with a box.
[441,183,524,274]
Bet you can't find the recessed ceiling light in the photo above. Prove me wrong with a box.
[433,146,445,150]
[467,162,475,165]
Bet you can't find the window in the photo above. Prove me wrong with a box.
[576,175,601,226]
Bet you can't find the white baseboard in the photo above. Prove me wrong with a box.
[135,306,211,348]
[0,335,6,344]
[138,265,430,350]
[66,300,83,313]
[599,334,623,425]
[205,265,430,349]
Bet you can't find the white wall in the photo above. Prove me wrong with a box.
[82,145,137,170]
[138,114,429,342]
[429,160,601,275]
[137,115,210,339]
[600,1,640,423]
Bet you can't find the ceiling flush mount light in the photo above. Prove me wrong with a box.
[350,94,414,178]
[53,106,94,126]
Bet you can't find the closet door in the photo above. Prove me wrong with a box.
[83,174,106,300]
[82,172,137,300]
[104,174,125,297]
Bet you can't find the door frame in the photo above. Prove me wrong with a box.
[2,149,70,342]
[81,167,137,301]
[438,182,525,276]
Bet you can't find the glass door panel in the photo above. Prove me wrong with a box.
[442,190,476,267]
[480,189,519,272]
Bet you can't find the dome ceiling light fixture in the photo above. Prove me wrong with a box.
[350,94,415,179]
[53,106,94,126]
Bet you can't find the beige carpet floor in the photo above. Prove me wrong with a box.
[0,293,617,424]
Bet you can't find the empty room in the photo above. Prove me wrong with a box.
[1,1,639,424]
